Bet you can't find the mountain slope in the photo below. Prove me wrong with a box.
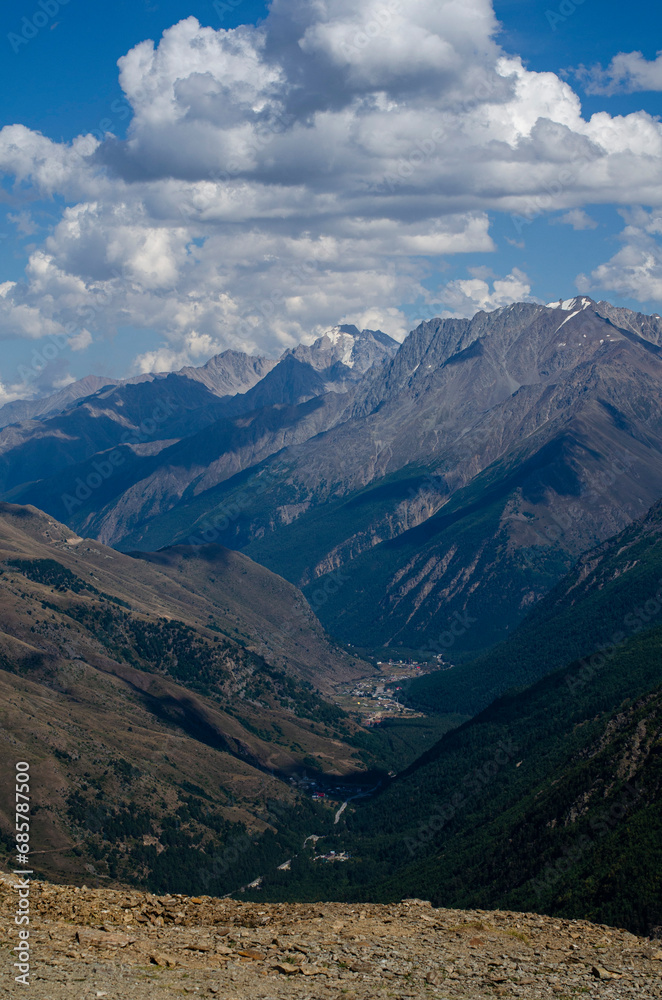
[0,327,395,548]
[131,298,662,656]
[406,494,662,714]
[0,502,376,891]
[15,392,351,544]
[250,500,662,934]
[4,299,662,661]
[296,387,662,656]
[0,376,229,496]
[286,325,399,387]
[345,625,662,936]
[0,375,123,430]
[174,350,277,396]
[0,350,275,434]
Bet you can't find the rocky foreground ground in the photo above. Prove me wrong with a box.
[1,875,662,999]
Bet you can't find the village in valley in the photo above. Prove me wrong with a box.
[334,657,444,727]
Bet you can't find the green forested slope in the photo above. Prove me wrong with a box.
[254,622,662,934]
[250,503,662,934]
[406,496,662,715]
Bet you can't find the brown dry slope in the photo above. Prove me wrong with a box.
[1,876,662,999]
[0,502,375,890]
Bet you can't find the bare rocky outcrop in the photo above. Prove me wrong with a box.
[1,876,661,998]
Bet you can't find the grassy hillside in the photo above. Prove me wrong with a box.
[0,503,379,895]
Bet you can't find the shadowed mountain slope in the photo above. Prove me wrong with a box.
[4,300,662,661]
[125,298,662,657]
[251,498,662,936]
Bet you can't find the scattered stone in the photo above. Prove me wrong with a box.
[150,951,178,968]
[591,964,622,979]
[76,929,134,948]
[2,874,661,998]
[274,962,300,975]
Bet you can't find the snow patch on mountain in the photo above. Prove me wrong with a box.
[547,296,592,311]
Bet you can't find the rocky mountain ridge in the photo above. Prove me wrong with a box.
[1,877,660,999]
[4,299,662,658]
[0,325,396,431]
[231,297,662,653]
[0,324,396,556]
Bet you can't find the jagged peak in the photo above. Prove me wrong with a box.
[546,295,594,311]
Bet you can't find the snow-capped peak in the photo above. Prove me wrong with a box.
[320,326,358,366]
[547,296,592,311]
[325,326,355,345]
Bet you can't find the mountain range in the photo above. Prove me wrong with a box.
[1,298,662,933]
[4,297,662,661]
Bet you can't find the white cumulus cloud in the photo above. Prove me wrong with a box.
[578,209,662,303]
[0,2,662,371]
[552,209,598,231]
[577,50,662,96]
[438,267,538,317]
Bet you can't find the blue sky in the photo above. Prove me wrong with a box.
[0,0,661,399]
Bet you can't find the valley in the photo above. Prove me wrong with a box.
[1,301,662,966]
[334,659,439,725]
[4,3,662,993]
[246,496,662,935]
[0,501,459,905]
[0,502,386,896]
